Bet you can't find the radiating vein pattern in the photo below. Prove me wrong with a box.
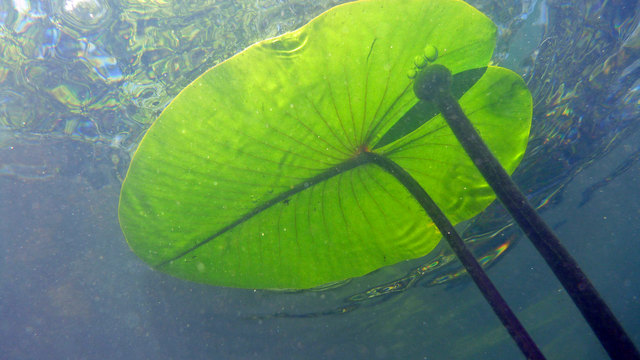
[377,67,531,222]
[158,162,435,288]
[117,0,532,289]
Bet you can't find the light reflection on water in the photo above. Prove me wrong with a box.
[0,1,639,357]
[1,0,639,299]
[1,0,634,191]
[0,0,346,146]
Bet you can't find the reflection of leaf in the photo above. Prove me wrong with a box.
[118,0,532,289]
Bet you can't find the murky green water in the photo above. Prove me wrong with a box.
[1,0,639,359]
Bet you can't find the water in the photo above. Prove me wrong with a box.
[1,0,639,359]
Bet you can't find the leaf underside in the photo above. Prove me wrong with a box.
[118,0,532,289]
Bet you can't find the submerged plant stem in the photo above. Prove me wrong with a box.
[366,151,546,360]
[421,65,639,360]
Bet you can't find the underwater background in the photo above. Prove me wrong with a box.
[1,0,639,359]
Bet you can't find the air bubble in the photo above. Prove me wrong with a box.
[414,55,427,69]
[423,44,438,62]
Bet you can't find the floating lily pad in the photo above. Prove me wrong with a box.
[119,0,532,289]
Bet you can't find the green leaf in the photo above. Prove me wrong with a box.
[119,0,531,289]
[380,66,533,224]
[375,67,488,148]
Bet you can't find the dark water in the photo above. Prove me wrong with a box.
[1,0,639,359]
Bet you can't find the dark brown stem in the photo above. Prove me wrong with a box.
[415,64,639,360]
[366,151,546,360]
